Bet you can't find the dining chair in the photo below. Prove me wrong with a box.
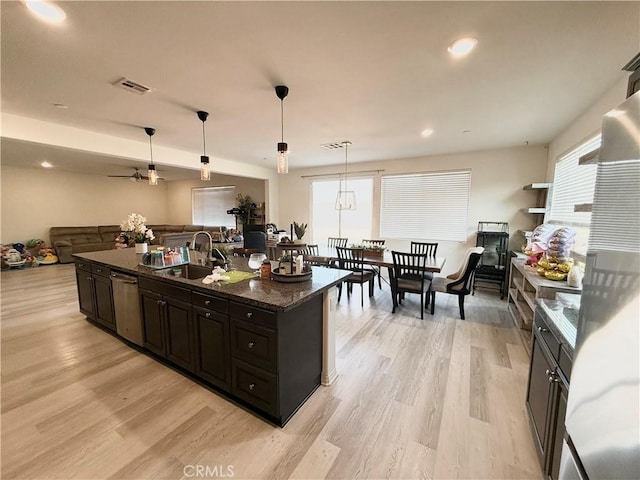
[328,237,348,248]
[336,246,375,307]
[362,239,386,288]
[430,246,483,320]
[410,241,438,281]
[300,244,326,267]
[391,251,430,319]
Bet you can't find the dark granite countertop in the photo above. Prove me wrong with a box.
[536,293,581,357]
[73,249,350,312]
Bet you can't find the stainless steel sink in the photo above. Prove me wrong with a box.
[168,264,213,280]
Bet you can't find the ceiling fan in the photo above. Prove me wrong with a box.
[107,167,164,182]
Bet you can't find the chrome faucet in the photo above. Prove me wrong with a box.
[191,231,213,265]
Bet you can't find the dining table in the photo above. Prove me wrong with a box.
[302,246,446,310]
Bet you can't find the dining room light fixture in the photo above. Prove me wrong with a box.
[335,141,356,210]
[144,127,158,186]
[275,85,289,174]
[197,110,211,181]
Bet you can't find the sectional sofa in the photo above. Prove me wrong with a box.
[50,224,230,263]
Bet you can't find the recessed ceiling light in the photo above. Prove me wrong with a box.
[24,1,66,24]
[41,161,53,168]
[448,37,478,57]
[421,129,434,138]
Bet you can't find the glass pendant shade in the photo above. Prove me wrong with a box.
[335,140,355,210]
[200,155,210,181]
[275,86,289,174]
[147,164,158,186]
[335,190,356,210]
[144,127,157,186]
[277,142,288,174]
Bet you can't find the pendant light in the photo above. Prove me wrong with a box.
[275,85,289,174]
[335,141,356,210]
[197,110,210,181]
[144,127,158,186]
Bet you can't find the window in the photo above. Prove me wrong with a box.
[548,135,601,256]
[311,178,374,244]
[192,186,236,227]
[379,170,471,241]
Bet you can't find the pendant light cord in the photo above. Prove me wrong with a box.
[149,136,154,165]
[344,142,349,191]
[202,121,206,155]
[281,100,284,143]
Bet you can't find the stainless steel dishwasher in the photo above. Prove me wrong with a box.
[111,271,143,346]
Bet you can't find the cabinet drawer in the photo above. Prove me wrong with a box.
[534,313,561,361]
[192,292,228,314]
[231,359,278,417]
[91,264,111,277]
[75,260,91,271]
[138,277,190,302]
[230,318,277,372]
[229,301,276,328]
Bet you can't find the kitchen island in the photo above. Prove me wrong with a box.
[73,248,349,426]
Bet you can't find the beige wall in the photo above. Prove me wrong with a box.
[166,175,267,225]
[545,75,629,180]
[0,165,168,244]
[279,145,548,276]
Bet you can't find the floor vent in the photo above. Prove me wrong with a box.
[112,77,152,95]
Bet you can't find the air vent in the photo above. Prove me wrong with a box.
[112,77,152,95]
[321,142,347,150]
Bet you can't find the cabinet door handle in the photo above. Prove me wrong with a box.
[205,312,211,318]
[537,326,549,333]
[246,312,253,318]
[248,383,255,391]
[86,276,92,280]
[545,369,552,375]
[96,268,102,273]
[248,341,255,349]
[205,300,211,305]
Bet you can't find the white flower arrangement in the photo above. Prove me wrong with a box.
[120,213,155,244]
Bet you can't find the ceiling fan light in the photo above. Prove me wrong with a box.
[200,155,210,181]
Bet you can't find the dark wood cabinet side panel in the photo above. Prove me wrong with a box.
[277,295,323,421]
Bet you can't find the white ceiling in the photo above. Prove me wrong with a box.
[1,1,639,175]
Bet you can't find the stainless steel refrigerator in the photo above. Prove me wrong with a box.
[560,91,640,478]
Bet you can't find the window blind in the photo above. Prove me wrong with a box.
[548,135,601,226]
[589,159,640,253]
[192,186,235,226]
[379,170,471,242]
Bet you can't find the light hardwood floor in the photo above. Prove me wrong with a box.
[1,264,542,479]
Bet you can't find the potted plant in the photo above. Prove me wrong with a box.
[235,193,253,224]
[352,243,386,259]
[293,221,307,243]
[120,212,155,253]
[279,252,293,274]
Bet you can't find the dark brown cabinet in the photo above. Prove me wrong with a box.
[526,311,571,480]
[75,261,115,330]
[139,278,195,373]
[192,292,230,390]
